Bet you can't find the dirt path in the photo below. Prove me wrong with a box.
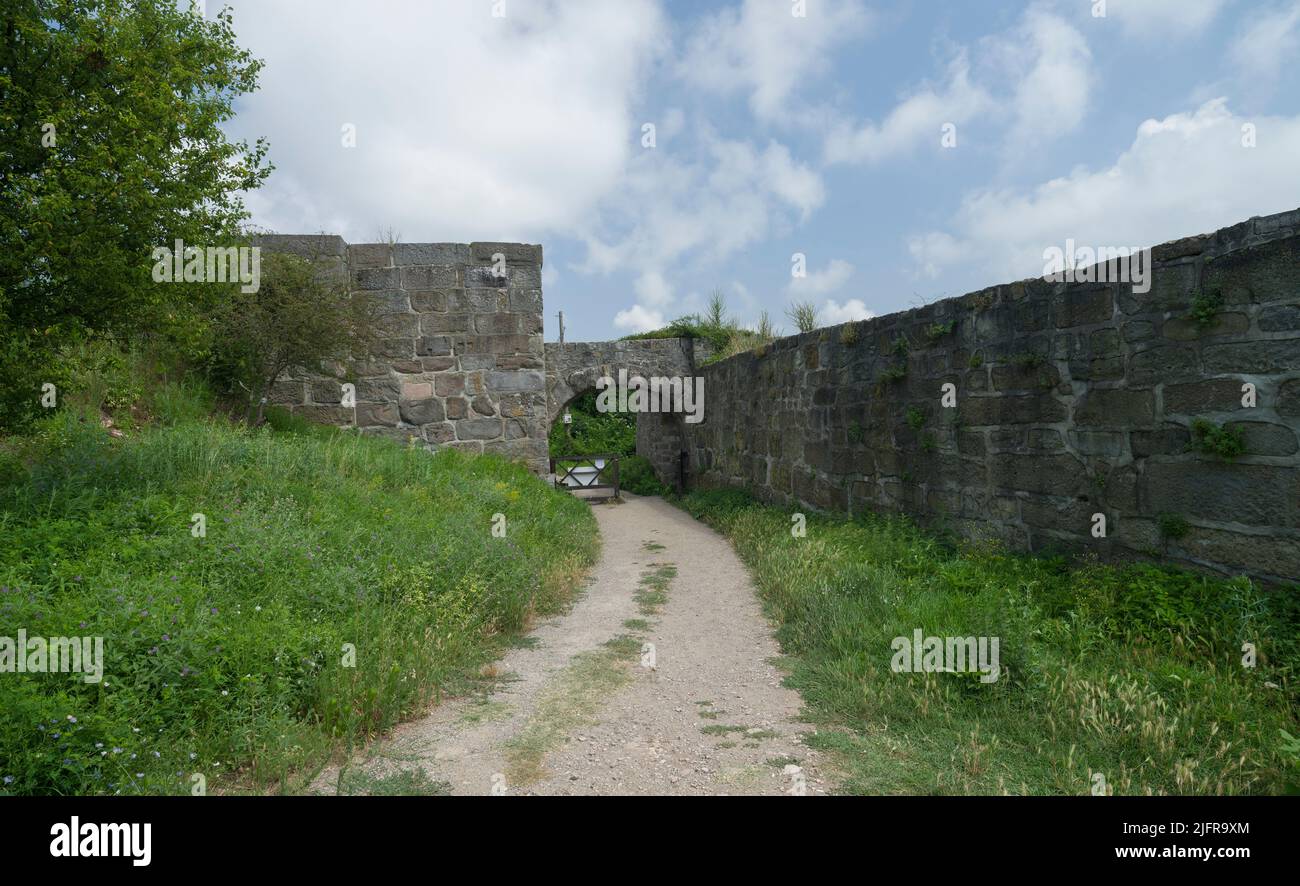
[315,493,831,796]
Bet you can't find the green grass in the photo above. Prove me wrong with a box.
[336,766,450,796]
[634,563,677,615]
[502,636,638,785]
[0,393,598,795]
[677,488,1300,795]
[621,455,672,496]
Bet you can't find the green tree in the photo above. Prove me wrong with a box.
[0,0,271,429]
[207,251,379,425]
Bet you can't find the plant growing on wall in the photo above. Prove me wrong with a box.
[905,406,925,430]
[1186,419,1245,460]
[1157,513,1191,541]
[786,301,819,333]
[1188,288,1224,329]
[879,363,907,384]
[925,320,955,340]
[1007,351,1047,368]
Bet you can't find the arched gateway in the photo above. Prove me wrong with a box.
[257,234,702,480]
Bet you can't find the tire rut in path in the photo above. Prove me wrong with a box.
[319,493,831,796]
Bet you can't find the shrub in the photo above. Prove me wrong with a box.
[549,390,635,458]
[786,301,820,334]
[620,455,672,496]
[205,251,379,424]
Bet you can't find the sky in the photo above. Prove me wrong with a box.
[219,0,1300,343]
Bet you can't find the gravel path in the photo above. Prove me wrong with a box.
[316,493,831,796]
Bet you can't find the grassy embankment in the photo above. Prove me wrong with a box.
[0,355,598,795]
[679,489,1300,795]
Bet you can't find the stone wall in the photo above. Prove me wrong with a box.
[544,337,704,424]
[648,209,1300,585]
[258,234,550,474]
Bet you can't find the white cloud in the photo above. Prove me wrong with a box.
[825,55,991,164]
[613,304,666,334]
[825,8,1090,165]
[994,9,1093,148]
[1229,2,1300,82]
[789,258,855,295]
[586,132,823,334]
[635,271,674,307]
[680,0,871,122]
[226,0,666,241]
[1104,0,1227,39]
[821,298,876,325]
[580,131,823,278]
[907,99,1300,283]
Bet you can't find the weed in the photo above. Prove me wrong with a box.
[1187,419,1245,460]
[1188,289,1224,329]
[1157,513,1191,541]
[925,320,955,340]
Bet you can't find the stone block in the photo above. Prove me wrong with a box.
[1163,377,1247,414]
[398,398,444,425]
[410,290,449,312]
[457,417,503,440]
[1203,339,1300,374]
[352,267,400,290]
[393,243,470,266]
[1144,462,1299,527]
[401,265,458,290]
[1074,388,1154,426]
[356,403,399,427]
[1226,421,1298,456]
[347,243,391,269]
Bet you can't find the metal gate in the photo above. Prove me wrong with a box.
[551,454,620,499]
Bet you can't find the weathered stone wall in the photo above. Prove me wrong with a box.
[650,209,1300,584]
[259,235,550,473]
[544,336,703,423]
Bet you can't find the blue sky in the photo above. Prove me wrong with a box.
[222,0,1300,343]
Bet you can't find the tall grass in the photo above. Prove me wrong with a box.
[0,402,597,794]
[679,489,1300,795]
